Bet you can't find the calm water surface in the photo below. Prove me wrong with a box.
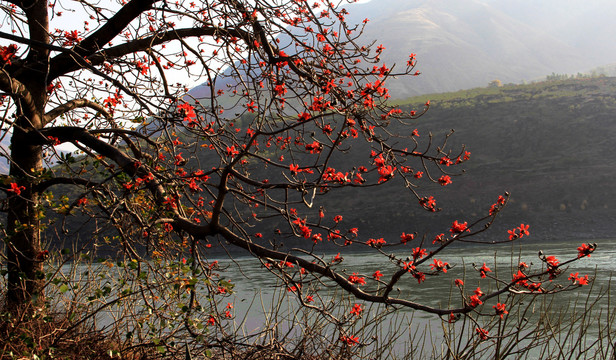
[216,238,615,356]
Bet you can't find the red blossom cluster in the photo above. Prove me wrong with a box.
[468,287,484,307]
[568,272,590,285]
[366,237,386,248]
[488,195,507,215]
[577,243,596,258]
[479,263,492,278]
[419,196,437,212]
[348,273,366,286]
[450,220,468,234]
[493,303,508,318]
[476,327,489,340]
[340,335,359,346]
[372,153,397,183]
[430,259,449,273]
[0,44,18,65]
[350,303,362,316]
[507,223,530,240]
[400,232,415,244]
[62,30,83,46]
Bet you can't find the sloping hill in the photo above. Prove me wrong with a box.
[350,77,616,241]
[42,78,616,254]
[191,77,616,246]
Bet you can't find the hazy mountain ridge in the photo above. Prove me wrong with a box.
[345,0,599,97]
[190,0,615,99]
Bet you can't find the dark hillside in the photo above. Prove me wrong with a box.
[42,77,616,255]
[197,77,616,246]
[379,77,616,241]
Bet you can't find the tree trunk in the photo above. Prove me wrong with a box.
[5,127,44,310]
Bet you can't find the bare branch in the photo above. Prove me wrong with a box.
[44,98,112,125]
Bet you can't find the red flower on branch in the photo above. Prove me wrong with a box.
[340,335,359,346]
[413,271,426,283]
[430,259,448,273]
[577,243,594,258]
[245,100,257,113]
[479,263,492,278]
[476,327,489,340]
[438,175,452,186]
[493,303,508,318]
[366,238,386,248]
[450,220,468,234]
[419,196,436,211]
[0,44,18,65]
[569,272,590,285]
[518,224,530,237]
[348,273,366,286]
[469,295,482,307]
[400,232,415,244]
[412,247,427,260]
[372,270,383,281]
[377,165,396,183]
[7,182,25,196]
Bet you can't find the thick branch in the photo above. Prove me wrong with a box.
[41,126,135,169]
[216,225,467,316]
[39,126,167,207]
[34,177,100,193]
[44,98,112,125]
[49,26,251,80]
[73,0,157,57]
[0,70,37,118]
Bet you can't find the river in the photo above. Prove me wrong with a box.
[214,238,616,358]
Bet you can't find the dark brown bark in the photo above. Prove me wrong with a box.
[3,0,49,309]
[5,127,44,309]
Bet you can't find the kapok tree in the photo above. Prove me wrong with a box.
[0,0,596,354]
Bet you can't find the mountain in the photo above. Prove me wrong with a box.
[45,77,616,256]
[189,0,616,99]
[350,0,589,96]
[311,77,616,242]
[486,0,616,68]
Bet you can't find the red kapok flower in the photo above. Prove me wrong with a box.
[479,263,492,278]
[400,232,415,244]
[438,175,452,186]
[348,273,365,285]
[430,259,448,273]
[7,182,25,196]
[340,335,359,346]
[476,327,489,340]
[577,243,594,258]
[450,220,468,234]
[350,303,362,316]
[493,303,508,318]
[469,295,482,307]
[518,223,530,237]
[372,270,383,281]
